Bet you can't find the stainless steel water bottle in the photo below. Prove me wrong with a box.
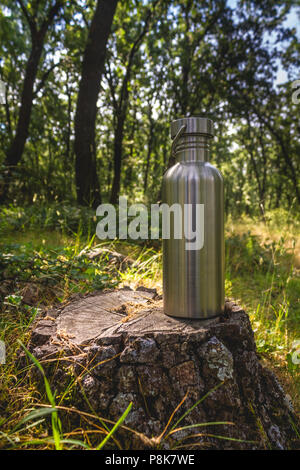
[162,116,224,319]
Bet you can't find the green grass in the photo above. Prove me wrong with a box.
[0,204,299,448]
[224,214,300,412]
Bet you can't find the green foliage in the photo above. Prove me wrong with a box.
[18,341,63,450]
[0,206,299,449]
[226,232,273,273]
[0,0,299,450]
[1,341,133,450]
[0,241,119,292]
[0,1,299,211]
[0,204,95,236]
[224,215,300,401]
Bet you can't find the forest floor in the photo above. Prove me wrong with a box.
[0,205,299,449]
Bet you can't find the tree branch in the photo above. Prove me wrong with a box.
[40,0,64,36]
[17,0,37,37]
[104,61,119,114]
[119,0,161,112]
[33,62,61,97]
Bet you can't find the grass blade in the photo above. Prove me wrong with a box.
[167,382,224,437]
[18,340,62,450]
[12,407,58,432]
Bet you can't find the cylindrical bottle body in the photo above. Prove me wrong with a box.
[162,160,224,319]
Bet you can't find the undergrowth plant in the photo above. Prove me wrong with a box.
[0,205,299,448]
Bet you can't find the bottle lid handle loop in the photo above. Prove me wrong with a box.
[171,124,186,157]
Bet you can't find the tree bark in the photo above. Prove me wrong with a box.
[144,110,154,194]
[124,107,137,191]
[6,40,44,168]
[27,288,299,450]
[245,116,265,215]
[74,0,118,207]
[110,111,126,205]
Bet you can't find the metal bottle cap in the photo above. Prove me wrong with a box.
[171,116,214,139]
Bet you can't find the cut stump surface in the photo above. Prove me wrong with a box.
[27,288,299,450]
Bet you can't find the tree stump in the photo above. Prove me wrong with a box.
[27,287,299,450]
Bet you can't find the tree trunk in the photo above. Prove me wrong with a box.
[0,40,46,204]
[74,0,118,207]
[144,113,154,194]
[64,73,73,175]
[249,102,300,205]
[124,109,137,191]
[109,3,158,204]
[245,117,264,215]
[110,113,125,204]
[0,0,63,204]
[180,0,192,116]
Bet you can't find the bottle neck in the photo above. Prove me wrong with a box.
[174,134,211,162]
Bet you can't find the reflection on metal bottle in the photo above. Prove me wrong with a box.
[162,116,224,319]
